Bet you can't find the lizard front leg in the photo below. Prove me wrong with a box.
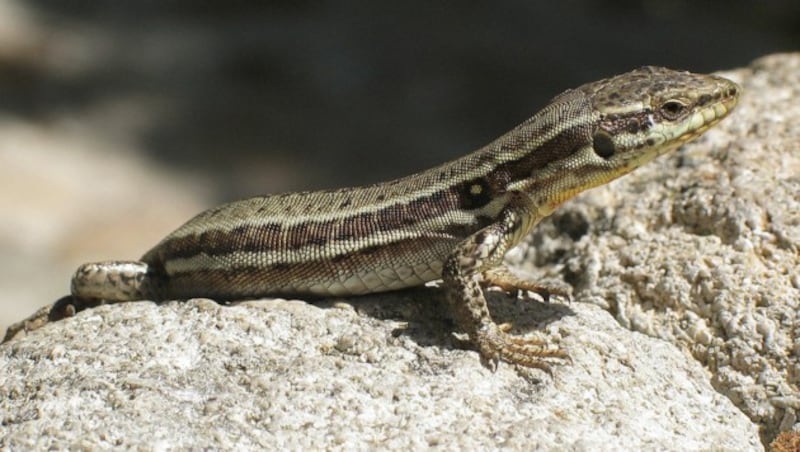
[442,199,568,370]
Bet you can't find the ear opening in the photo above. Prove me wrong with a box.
[592,130,616,159]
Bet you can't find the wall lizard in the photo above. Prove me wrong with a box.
[6,67,739,369]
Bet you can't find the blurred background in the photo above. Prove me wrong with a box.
[1,0,797,332]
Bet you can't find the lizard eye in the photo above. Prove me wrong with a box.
[660,100,687,120]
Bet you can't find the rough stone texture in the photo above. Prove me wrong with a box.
[3,54,798,450]
[516,53,800,446]
[1,297,760,450]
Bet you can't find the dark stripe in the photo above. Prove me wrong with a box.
[160,235,458,300]
[494,117,594,187]
[473,89,594,193]
[599,110,652,136]
[150,187,463,263]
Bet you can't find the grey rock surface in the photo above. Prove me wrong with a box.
[1,297,760,450]
[4,54,799,450]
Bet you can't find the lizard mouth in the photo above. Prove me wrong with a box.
[674,90,739,144]
[646,82,740,158]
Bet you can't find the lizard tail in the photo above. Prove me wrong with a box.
[71,261,161,301]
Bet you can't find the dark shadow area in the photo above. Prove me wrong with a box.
[5,1,798,200]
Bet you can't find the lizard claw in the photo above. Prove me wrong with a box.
[475,322,568,372]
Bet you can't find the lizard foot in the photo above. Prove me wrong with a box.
[475,322,569,372]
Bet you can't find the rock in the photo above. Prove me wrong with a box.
[0,297,760,450]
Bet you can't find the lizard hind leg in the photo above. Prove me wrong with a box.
[71,260,155,302]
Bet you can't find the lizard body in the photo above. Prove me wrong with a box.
[24,67,741,367]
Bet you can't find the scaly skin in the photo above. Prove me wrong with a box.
[6,67,740,369]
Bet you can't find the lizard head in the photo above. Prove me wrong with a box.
[583,65,740,176]
[521,66,740,214]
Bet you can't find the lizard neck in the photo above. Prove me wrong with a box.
[427,88,596,228]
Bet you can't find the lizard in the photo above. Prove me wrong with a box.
[5,66,740,369]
